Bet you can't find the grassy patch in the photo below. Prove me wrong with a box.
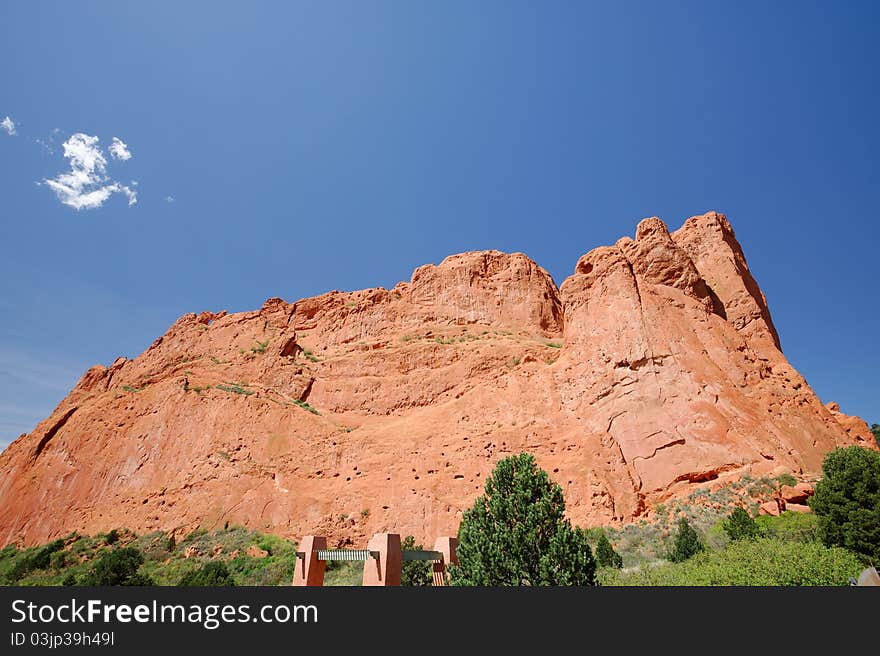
[122,384,147,393]
[216,383,255,396]
[600,538,862,586]
[250,340,269,354]
[545,341,562,349]
[293,399,319,415]
[323,560,362,586]
[302,349,320,363]
[0,527,303,586]
[754,511,819,543]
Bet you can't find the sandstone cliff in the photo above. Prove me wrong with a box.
[0,212,873,547]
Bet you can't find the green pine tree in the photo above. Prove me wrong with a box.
[178,560,235,586]
[809,446,880,561]
[668,517,704,563]
[448,453,596,586]
[723,507,761,541]
[81,547,154,586]
[595,531,623,568]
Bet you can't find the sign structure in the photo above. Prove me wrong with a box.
[293,533,458,586]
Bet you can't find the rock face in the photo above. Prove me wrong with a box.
[0,212,874,547]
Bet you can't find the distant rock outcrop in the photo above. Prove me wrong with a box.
[0,212,874,547]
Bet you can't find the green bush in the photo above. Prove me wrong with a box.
[449,453,596,586]
[400,536,433,587]
[81,547,154,586]
[722,507,761,541]
[6,539,66,582]
[216,383,254,396]
[595,532,623,568]
[809,446,880,561]
[293,399,319,415]
[871,424,879,448]
[754,511,819,543]
[178,561,235,586]
[602,538,863,586]
[668,517,704,563]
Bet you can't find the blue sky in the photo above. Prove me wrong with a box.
[1,1,878,449]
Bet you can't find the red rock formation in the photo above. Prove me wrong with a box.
[0,212,873,547]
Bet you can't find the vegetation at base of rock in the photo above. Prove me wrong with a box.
[595,531,623,568]
[0,527,301,586]
[600,538,863,586]
[722,507,761,541]
[4,538,67,582]
[449,453,596,586]
[596,473,813,567]
[178,561,235,586]
[754,511,819,542]
[322,560,363,586]
[667,517,704,562]
[808,446,880,561]
[872,424,879,448]
[80,547,153,586]
[401,535,433,587]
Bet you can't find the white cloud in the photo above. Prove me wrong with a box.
[1,116,16,136]
[42,133,137,210]
[108,136,131,161]
[165,195,175,203]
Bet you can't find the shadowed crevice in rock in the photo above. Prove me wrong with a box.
[298,378,315,402]
[671,463,742,484]
[705,284,728,320]
[31,406,77,463]
[672,211,781,351]
[279,335,302,358]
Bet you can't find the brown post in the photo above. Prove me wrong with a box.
[432,536,459,586]
[362,533,402,586]
[292,535,327,586]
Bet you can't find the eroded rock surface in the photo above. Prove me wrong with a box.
[0,212,872,546]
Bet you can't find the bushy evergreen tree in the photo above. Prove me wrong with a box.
[595,532,623,568]
[81,547,154,586]
[178,560,235,586]
[723,507,761,541]
[449,453,596,586]
[809,446,880,561]
[668,517,704,563]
